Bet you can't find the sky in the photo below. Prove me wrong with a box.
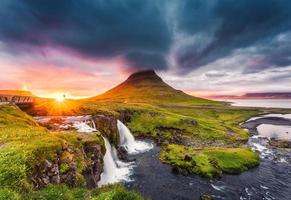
[0,0,291,98]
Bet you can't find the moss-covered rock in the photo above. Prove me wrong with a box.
[160,144,260,178]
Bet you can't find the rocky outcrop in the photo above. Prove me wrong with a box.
[28,141,103,189]
[30,160,60,188]
[82,142,103,188]
[93,114,118,145]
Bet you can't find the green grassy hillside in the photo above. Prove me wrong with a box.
[92,70,223,106]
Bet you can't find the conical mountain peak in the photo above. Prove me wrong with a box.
[126,70,161,82]
[93,69,213,105]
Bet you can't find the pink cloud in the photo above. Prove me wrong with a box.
[0,47,130,98]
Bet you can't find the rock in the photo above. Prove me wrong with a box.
[82,143,103,188]
[269,138,291,148]
[93,114,118,144]
[172,166,182,174]
[180,118,197,126]
[184,155,192,162]
[117,146,128,161]
[200,194,214,200]
[28,142,103,189]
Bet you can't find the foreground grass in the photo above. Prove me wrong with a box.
[0,105,144,200]
[0,184,143,200]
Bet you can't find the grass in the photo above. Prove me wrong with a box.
[77,101,260,145]
[0,184,143,200]
[160,144,260,178]
[0,104,144,200]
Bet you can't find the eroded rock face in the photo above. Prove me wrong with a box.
[30,160,60,188]
[28,142,103,189]
[82,143,103,188]
[93,114,118,144]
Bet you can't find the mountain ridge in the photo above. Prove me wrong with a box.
[92,70,222,106]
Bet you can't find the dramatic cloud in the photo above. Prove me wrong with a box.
[174,0,291,71]
[0,0,171,70]
[0,0,291,96]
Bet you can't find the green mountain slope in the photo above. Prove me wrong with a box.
[93,70,223,106]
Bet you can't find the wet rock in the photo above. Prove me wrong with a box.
[269,138,291,148]
[172,166,182,174]
[200,194,214,200]
[93,114,118,144]
[117,146,128,161]
[184,155,192,162]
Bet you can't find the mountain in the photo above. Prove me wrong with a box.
[92,70,221,105]
[243,92,291,99]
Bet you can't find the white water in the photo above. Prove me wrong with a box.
[34,115,97,133]
[73,121,97,133]
[246,115,291,162]
[256,124,291,140]
[117,120,153,154]
[97,137,133,187]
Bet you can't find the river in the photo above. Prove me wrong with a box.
[126,115,291,200]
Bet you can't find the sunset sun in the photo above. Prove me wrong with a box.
[55,94,66,102]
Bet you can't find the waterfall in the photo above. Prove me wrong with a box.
[117,120,153,154]
[97,137,132,187]
[91,119,97,130]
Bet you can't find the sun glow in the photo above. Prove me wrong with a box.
[55,94,66,102]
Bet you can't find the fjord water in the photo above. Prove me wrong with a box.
[228,99,291,108]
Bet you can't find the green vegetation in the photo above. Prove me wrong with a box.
[0,184,143,200]
[92,70,224,106]
[0,105,144,200]
[160,144,259,177]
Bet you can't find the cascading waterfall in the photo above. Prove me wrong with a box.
[117,120,153,154]
[97,137,133,187]
[92,119,97,130]
[98,120,153,186]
